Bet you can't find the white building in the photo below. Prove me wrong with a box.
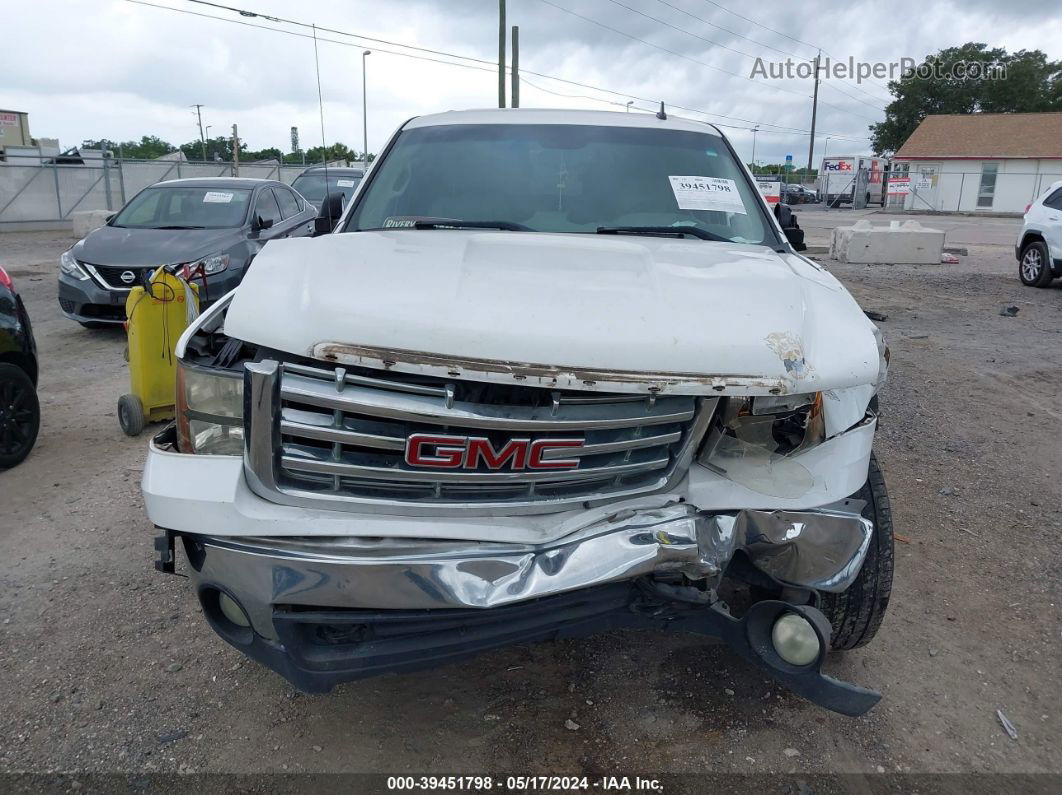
[889,113,1062,214]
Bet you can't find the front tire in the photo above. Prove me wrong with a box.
[0,363,40,469]
[819,454,894,650]
[1019,241,1054,287]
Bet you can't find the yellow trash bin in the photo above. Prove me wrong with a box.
[118,266,199,436]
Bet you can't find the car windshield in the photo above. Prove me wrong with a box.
[111,186,252,229]
[291,173,363,203]
[346,123,772,244]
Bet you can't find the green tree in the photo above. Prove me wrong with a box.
[83,135,176,159]
[870,43,1062,155]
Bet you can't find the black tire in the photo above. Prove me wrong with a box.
[118,393,145,437]
[0,363,41,469]
[819,453,894,650]
[1018,240,1054,287]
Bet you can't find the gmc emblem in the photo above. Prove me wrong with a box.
[404,433,583,471]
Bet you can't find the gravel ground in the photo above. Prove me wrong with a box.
[0,225,1059,789]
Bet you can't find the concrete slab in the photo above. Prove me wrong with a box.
[72,210,111,238]
[830,220,945,264]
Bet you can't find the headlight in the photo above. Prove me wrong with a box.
[176,362,243,455]
[60,250,89,280]
[184,252,230,278]
[698,393,825,498]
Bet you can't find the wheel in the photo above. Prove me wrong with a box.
[1018,240,1054,287]
[819,453,894,650]
[118,393,145,437]
[0,363,41,469]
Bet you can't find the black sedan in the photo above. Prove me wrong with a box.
[0,265,39,469]
[291,166,364,212]
[58,178,317,327]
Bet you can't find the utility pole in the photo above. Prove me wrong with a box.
[807,52,821,173]
[510,26,520,108]
[192,104,206,161]
[498,0,506,108]
[363,50,371,169]
[232,123,240,176]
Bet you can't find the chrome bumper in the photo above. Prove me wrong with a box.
[178,500,871,641]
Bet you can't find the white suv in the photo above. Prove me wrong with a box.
[1017,179,1062,287]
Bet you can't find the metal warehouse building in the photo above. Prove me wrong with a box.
[890,112,1062,214]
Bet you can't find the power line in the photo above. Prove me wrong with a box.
[600,0,886,112]
[536,0,880,124]
[125,0,872,145]
[647,0,892,107]
[694,0,895,96]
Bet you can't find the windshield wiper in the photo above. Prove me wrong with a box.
[596,225,729,242]
[153,225,207,230]
[411,220,534,232]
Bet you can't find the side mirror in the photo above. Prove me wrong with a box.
[252,215,274,232]
[313,192,345,236]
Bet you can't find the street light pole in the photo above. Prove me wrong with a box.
[192,104,206,161]
[362,50,371,169]
[750,126,759,171]
[625,100,633,112]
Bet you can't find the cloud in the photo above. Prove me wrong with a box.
[2,0,1060,162]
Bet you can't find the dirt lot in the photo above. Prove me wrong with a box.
[1,220,1060,788]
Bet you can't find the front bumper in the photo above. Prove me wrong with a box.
[163,498,877,714]
[58,273,129,324]
[57,269,241,325]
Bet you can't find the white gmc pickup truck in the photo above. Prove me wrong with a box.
[144,109,892,716]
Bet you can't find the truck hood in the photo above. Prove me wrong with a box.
[223,230,881,395]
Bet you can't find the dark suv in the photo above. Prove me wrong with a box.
[0,265,39,469]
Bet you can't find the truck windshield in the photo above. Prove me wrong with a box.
[345,123,772,244]
[111,186,252,229]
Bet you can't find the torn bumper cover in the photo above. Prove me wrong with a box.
[176,501,879,715]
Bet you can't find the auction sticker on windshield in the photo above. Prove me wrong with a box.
[202,191,234,203]
[336,179,357,187]
[668,176,746,214]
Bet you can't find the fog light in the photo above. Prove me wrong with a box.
[218,592,251,628]
[771,612,820,666]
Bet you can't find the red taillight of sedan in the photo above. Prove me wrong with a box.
[1024,203,1032,215]
[0,265,14,291]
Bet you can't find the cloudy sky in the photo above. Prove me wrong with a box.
[4,0,1060,164]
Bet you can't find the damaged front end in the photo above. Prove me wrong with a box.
[173,497,880,716]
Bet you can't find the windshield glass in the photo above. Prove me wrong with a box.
[292,173,363,203]
[111,186,252,229]
[346,124,772,244]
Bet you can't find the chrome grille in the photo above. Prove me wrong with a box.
[245,359,715,515]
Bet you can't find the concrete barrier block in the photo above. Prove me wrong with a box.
[72,210,112,238]
[830,220,944,264]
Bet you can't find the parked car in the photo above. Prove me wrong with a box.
[58,178,317,327]
[0,265,39,469]
[144,109,892,716]
[783,183,810,204]
[290,166,365,212]
[1017,179,1062,287]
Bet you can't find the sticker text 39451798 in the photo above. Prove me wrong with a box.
[668,176,746,214]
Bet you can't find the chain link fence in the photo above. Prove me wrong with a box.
[0,154,349,226]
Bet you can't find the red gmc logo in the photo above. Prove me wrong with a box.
[404,433,583,470]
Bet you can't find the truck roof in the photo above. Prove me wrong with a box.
[404,108,723,137]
